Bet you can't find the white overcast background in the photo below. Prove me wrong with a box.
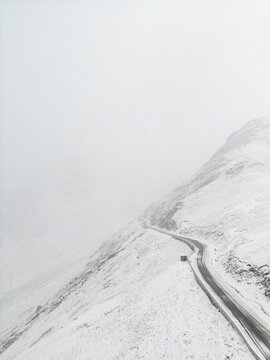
[1,0,270,284]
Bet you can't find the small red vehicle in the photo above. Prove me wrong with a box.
[180,255,188,262]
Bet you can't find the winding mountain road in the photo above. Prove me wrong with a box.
[145,224,270,360]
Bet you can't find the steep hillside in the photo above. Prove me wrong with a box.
[144,118,270,314]
[0,162,134,298]
[1,118,269,359]
[0,222,253,360]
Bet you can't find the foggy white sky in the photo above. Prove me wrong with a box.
[1,0,270,257]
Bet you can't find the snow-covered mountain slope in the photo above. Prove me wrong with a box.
[0,248,88,335]
[144,118,270,315]
[0,222,253,360]
[0,161,135,297]
[0,164,134,333]
[1,118,269,359]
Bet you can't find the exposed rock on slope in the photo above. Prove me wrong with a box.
[144,118,270,308]
[1,118,269,359]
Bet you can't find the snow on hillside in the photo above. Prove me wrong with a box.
[0,247,88,335]
[0,164,135,332]
[0,162,135,296]
[0,222,253,360]
[1,118,269,359]
[144,118,270,319]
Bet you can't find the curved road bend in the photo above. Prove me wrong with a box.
[145,224,270,360]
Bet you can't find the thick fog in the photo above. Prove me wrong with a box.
[1,0,270,288]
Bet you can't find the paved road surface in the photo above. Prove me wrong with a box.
[146,224,270,360]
